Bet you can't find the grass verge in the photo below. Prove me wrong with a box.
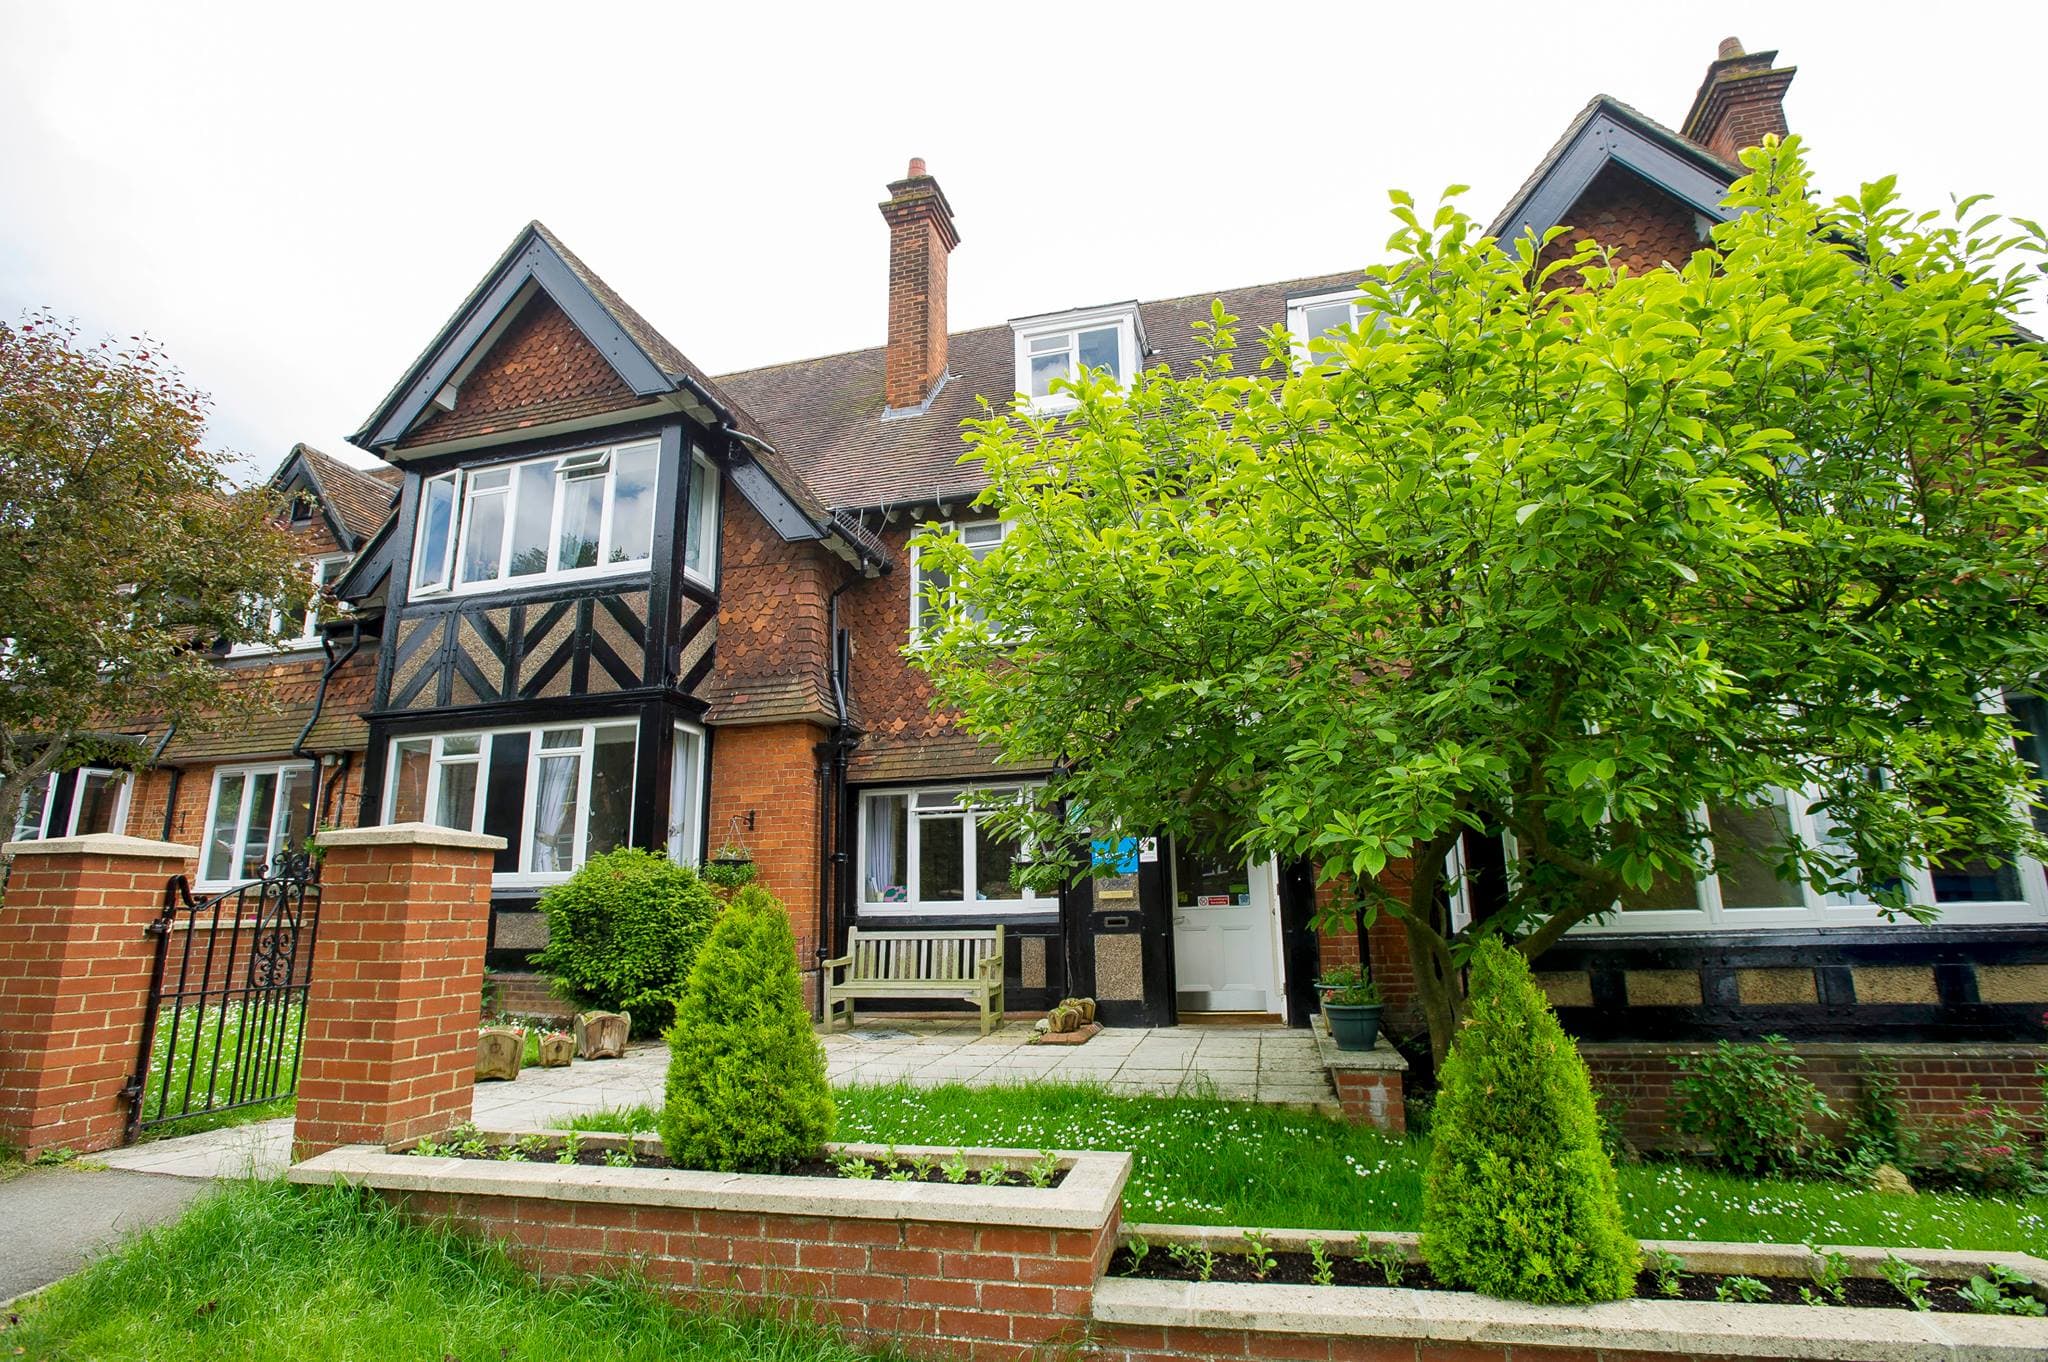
[1,1179,903,1362]
[559,1081,2048,1256]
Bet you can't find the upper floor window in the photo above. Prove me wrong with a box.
[1011,305,1142,411]
[239,555,347,653]
[910,519,1010,642]
[1287,289,1370,368]
[682,449,720,587]
[199,763,311,889]
[410,438,663,598]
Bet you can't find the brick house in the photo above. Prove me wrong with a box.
[42,39,2046,1117]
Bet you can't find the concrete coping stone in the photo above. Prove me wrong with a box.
[1,832,197,860]
[316,822,508,852]
[1092,1276,2047,1361]
[1120,1223,2048,1289]
[1576,1039,2048,1060]
[1309,1017,1409,1073]
[289,1135,1130,1232]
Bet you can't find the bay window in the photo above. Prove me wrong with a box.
[858,783,1050,917]
[410,438,665,597]
[199,764,312,888]
[385,719,640,885]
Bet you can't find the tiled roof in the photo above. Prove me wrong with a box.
[713,270,1360,513]
[293,444,399,545]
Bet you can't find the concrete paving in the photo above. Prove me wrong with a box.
[94,1020,1335,1184]
[0,1166,207,1305]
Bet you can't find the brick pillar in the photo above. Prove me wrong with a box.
[292,823,503,1161]
[0,834,196,1158]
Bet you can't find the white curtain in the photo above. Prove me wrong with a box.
[864,797,900,899]
[531,755,577,872]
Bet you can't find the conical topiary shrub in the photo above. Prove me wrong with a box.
[659,885,834,1173]
[1420,938,1637,1303]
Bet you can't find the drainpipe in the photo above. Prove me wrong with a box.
[293,619,364,837]
[150,722,180,843]
[813,576,862,1021]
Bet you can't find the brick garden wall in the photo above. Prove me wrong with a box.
[383,1187,1115,1362]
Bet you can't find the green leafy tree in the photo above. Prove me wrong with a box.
[532,847,720,1033]
[912,137,2048,1063]
[660,885,834,1172]
[1421,939,1637,1302]
[0,314,304,834]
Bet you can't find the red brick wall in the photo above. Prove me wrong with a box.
[1313,862,1423,1037]
[1581,1042,2048,1152]
[880,168,956,411]
[0,842,191,1157]
[402,295,640,448]
[385,1187,1111,1362]
[705,721,828,997]
[293,833,495,1159]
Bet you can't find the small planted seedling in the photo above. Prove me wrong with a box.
[1242,1230,1276,1281]
[1804,1245,1848,1306]
[979,1160,1011,1186]
[1647,1248,1687,1298]
[1715,1275,1771,1304]
[1306,1239,1336,1288]
[1027,1151,1061,1189]
[885,1164,915,1182]
[556,1132,582,1166]
[1367,1244,1405,1287]
[443,1123,488,1158]
[1122,1236,1151,1277]
[909,1154,938,1181]
[1961,1265,2046,1317]
[834,1152,876,1180]
[1168,1243,1217,1283]
[1880,1254,1932,1311]
[515,1133,552,1161]
[602,1148,635,1169]
[942,1150,971,1184]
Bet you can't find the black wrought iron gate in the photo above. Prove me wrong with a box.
[124,856,322,1140]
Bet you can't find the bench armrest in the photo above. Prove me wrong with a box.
[975,954,1003,980]
[820,954,851,971]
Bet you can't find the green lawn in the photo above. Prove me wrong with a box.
[2,1180,901,1362]
[136,999,304,1138]
[562,1081,2048,1256]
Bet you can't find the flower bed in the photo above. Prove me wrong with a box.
[1092,1223,2048,1362]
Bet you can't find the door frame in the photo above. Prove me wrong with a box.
[1165,841,1289,1018]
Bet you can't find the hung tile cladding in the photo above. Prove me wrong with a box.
[75,37,2048,1091]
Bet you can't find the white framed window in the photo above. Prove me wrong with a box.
[857,782,1051,917]
[232,555,349,655]
[683,448,720,587]
[198,763,313,889]
[10,772,56,842]
[384,718,640,886]
[9,767,130,842]
[909,519,1010,643]
[667,721,706,865]
[1287,288,1370,369]
[1011,305,1142,411]
[409,438,662,599]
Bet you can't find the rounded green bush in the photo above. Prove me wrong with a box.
[1420,938,1638,1303]
[530,847,718,1035]
[660,885,834,1172]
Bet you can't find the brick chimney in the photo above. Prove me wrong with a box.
[1681,38,1797,164]
[878,158,959,412]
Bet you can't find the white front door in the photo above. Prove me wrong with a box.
[1169,845,1283,1014]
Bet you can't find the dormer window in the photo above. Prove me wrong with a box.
[288,490,315,523]
[1288,288,1370,368]
[1011,304,1143,411]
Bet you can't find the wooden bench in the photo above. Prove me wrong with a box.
[822,926,1006,1035]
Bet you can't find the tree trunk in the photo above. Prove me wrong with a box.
[1396,834,1463,1068]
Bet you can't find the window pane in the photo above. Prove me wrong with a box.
[610,445,657,564]
[433,760,478,832]
[586,727,636,858]
[441,735,481,757]
[275,766,314,863]
[389,740,430,822]
[1028,334,1068,354]
[413,476,455,591]
[460,487,507,584]
[974,814,1022,900]
[2011,694,2048,836]
[914,557,948,634]
[12,773,51,840]
[1077,326,1120,379]
[918,812,965,901]
[71,771,124,836]
[204,773,246,882]
[668,727,702,864]
[1174,844,1249,907]
[529,752,582,873]
[1710,797,1800,909]
[863,794,909,901]
[482,732,530,876]
[509,461,556,577]
[961,521,1006,552]
[239,772,279,879]
[1932,854,2023,903]
[684,457,712,577]
[1303,301,1352,358]
[540,727,581,750]
[558,473,603,571]
[1029,351,1066,398]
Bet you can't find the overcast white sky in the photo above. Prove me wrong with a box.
[2,2,2041,483]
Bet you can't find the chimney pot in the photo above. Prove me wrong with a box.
[1717,36,1745,60]
[879,160,960,411]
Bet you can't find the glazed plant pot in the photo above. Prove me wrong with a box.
[1323,1002,1383,1052]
